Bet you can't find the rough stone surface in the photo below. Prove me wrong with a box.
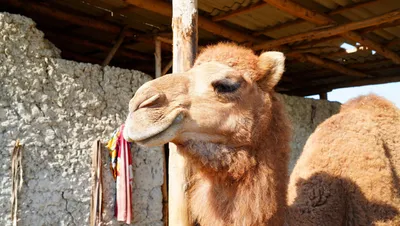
[0,12,340,226]
[278,94,341,171]
[0,12,163,226]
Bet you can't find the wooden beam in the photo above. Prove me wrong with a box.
[360,19,400,34]
[162,60,173,75]
[7,0,134,36]
[254,0,379,36]
[156,36,173,45]
[263,0,335,26]
[287,53,369,77]
[254,9,400,50]
[46,32,151,61]
[170,0,198,225]
[328,0,380,16]
[7,0,171,50]
[102,25,129,66]
[387,38,400,48]
[288,74,400,96]
[319,92,327,100]
[342,31,400,64]
[253,19,305,36]
[155,38,162,78]
[126,0,259,43]
[212,2,267,22]
[287,46,342,54]
[293,36,341,49]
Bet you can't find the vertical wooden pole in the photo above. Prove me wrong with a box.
[155,38,162,78]
[170,0,198,226]
[319,92,328,100]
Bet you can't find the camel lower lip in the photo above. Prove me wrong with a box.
[129,112,184,142]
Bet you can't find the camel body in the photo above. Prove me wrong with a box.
[287,94,400,225]
[123,43,400,225]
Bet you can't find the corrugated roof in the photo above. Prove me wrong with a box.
[2,0,399,96]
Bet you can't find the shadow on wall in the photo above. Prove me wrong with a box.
[287,172,399,225]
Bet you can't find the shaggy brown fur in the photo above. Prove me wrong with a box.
[124,43,291,225]
[287,94,400,225]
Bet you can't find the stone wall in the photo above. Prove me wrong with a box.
[279,95,341,171]
[0,12,340,226]
[0,13,163,226]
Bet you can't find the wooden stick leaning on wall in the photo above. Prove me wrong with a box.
[11,139,23,226]
[90,140,103,226]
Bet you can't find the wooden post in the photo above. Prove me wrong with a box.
[319,92,328,100]
[155,38,162,78]
[170,0,198,225]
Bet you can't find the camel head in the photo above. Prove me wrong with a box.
[123,43,285,159]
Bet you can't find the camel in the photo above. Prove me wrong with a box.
[123,43,400,225]
[287,94,400,225]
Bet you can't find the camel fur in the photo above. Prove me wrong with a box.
[287,94,400,225]
[123,43,400,225]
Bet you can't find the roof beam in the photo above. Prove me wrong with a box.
[264,0,400,65]
[255,0,379,36]
[7,0,173,52]
[286,74,400,96]
[341,31,400,64]
[212,2,267,22]
[102,25,129,66]
[262,0,335,26]
[328,0,380,16]
[253,9,400,50]
[46,32,151,61]
[126,0,259,44]
[287,53,369,77]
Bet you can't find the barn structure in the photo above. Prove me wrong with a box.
[0,0,399,225]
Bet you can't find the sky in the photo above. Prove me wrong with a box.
[306,82,400,108]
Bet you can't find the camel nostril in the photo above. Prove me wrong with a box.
[138,93,161,109]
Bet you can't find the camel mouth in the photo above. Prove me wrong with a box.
[123,111,185,146]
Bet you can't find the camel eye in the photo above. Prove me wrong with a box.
[212,79,241,94]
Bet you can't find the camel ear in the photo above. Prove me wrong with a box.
[256,51,285,90]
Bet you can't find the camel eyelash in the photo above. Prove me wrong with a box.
[212,79,241,94]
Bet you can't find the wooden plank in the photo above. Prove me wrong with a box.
[102,25,129,66]
[212,2,267,21]
[155,38,162,78]
[254,9,400,50]
[328,0,380,16]
[342,31,400,64]
[170,0,198,225]
[263,0,335,25]
[126,0,259,43]
[287,53,369,77]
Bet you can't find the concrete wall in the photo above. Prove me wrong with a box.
[0,12,340,225]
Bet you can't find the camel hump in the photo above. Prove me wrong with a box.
[340,94,399,115]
